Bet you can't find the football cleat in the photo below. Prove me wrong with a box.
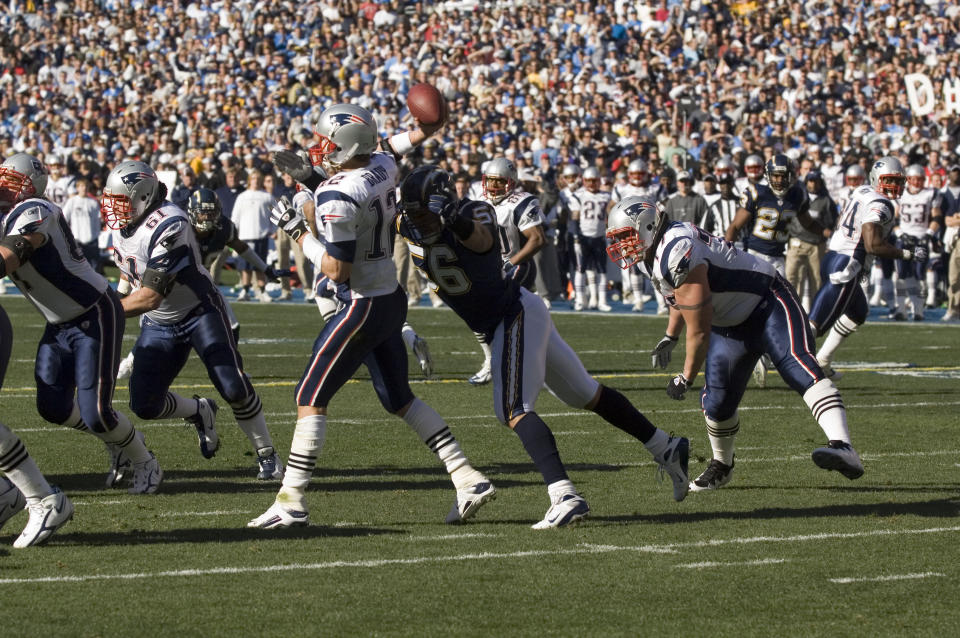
[187,396,220,459]
[573,300,584,311]
[912,313,924,322]
[412,336,433,379]
[117,351,135,380]
[631,301,645,312]
[811,440,864,480]
[942,311,958,322]
[597,302,612,312]
[247,501,309,529]
[256,446,285,480]
[532,492,590,529]
[468,365,491,386]
[236,288,250,301]
[689,458,735,492]
[888,311,907,321]
[0,477,26,532]
[752,358,767,388]
[129,452,163,494]
[258,290,273,303]
[656,306,670,316]
[656,435,690,502]
[818,361,843,381]
[13,487,73,548]
[105,429,145,488]
[445,481,497,524]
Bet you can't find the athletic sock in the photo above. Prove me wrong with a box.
[402,398,483,489]
[231,391,272,450]
[591,385,658,444]
[157,392,203,419]
[705,414,739,466]
[0,424,52,501]
[278,414,326,510]
[803,379,850,443]
[513,412,568,485]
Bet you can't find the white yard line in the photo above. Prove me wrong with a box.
[676,558,787,569]
[0,525,957,586]
[828,572,945,584]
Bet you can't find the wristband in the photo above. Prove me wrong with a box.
[302,233,327,265]
[389,131,415,156]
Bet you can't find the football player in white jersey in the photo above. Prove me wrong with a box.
[893,164,943,320]
[0,153,161,495]
[611,159,665,311]
[465,157,546,384]
[808,157,918,378]
[569,167,614,311]
[608,197,864,490]
[103,160,284,481]
[0,262,73,546]
[735,153,765,195]
[249,104,494,529]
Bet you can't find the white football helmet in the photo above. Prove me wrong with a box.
[310,104,379,169]
[905,164,925,193]
[101,160,161,230]
[627,159,649,186]
[0,153,48,209]
[560,163,581,189]
[845,164,866,187]
[714,157,736,183]
[482,157,517,203]
[868,156,905,199]
[583,167,601,192]
[606,195,664,275]
[744,154,764,182]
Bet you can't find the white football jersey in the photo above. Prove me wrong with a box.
[611,182,665,204]
[313,152,399,299]
[898,187,941,238]
[2,198,108,323]
[652,222,777,327]
[112,201,217,324]
[828,185,897,263]
[833,185,856,216]
[479,188,544,259]
[569,188,612,237]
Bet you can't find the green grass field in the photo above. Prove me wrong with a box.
[1,294,958,637]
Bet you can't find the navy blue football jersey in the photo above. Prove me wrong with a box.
[195,214,238,262]
[739,183,810,257]
[397,199,518,335]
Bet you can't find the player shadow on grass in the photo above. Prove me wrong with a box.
[52,524,403,547]
[589,496,960,525]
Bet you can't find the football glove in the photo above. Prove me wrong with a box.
[270,196,309,242]
[913,242,929,262]
[651,334,679,369]
[428,193,457,224]
[273,149,315,183]
[666,373,689,400]
[502,258,518,279]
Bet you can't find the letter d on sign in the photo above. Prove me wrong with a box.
[905,73,935,117]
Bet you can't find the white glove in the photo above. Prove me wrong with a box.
[273,149,315,183]
[270,196,309,241]
[651,334,678,369]
[828,259,861,285]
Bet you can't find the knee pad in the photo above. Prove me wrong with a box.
[705,412,740,438]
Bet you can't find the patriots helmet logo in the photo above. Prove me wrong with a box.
[329,113,369,129]
[120,171,153,186]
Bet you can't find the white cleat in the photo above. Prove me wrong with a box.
[656,436,690,502]
[0,477,26,532]
[412,336,433,379]
[689,458,734,491]
[573,300,584,311]
[187,396,220,459]
[13,488,73,548]
[812,440,864,480]
[597,303,612,312]
[105,429,146,488]
[117,352,135,380]
[445,481,497,524]
[248,501,310,529]
[129,452,163,494]
[531,492,589,529]
[258,290,273,303]
[468,364,491,386]
[256,446,285,480]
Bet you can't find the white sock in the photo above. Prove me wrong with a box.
[705,414,739,466]
[231,391,272,451]
[401,322,417,351]
[816,314,858,365]
[629,270,643,303]
[278,414,326,508]
[574,271,585,302]
[925,270,937,306]
[477,336,492,370]
[100,412,151,464]
[546,479,577,503]
[159,392,203,419]
[643,428,669,459]
[0,423,52,500]
[402,398,482,489]
[803,379,850,443]
[598,274,608,305]
[61,402,89,433]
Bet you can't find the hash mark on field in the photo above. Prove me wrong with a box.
[2,526,958,586]
[829,572,945,584]
[158,510,251,518]
[677,558,787,569]
[404,533,501,542]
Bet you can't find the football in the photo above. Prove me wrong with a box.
[406,83,447,126]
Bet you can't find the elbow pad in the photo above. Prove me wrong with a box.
[0,234,35,265]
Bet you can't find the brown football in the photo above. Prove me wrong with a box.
[406,83,447,126]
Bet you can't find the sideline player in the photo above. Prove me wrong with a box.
[569,167,613,311]
[102,160,283,480]
[892,164,943,320]
[249,104,494,529]
[607,196,864,490]
[0,153,160,494]
[809,157,920,377]
[398,166,690,526]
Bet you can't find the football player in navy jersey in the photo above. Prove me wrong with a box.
[396,165,691,528]
[0,153,161,495]
[249,104,494,529]
[103,160,284,481]
[608,196,864,491]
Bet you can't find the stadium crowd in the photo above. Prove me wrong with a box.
[2,0,960,319]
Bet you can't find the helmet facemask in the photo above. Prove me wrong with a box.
[0,166,38,208]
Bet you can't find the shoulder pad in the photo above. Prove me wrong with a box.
[659,234,695,288]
